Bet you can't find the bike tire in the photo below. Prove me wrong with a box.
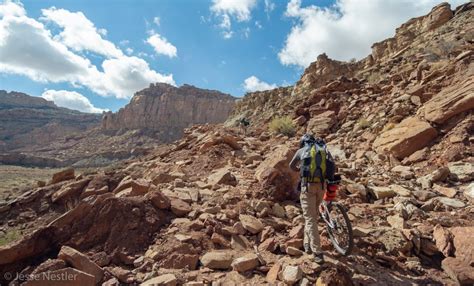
[326,202,353,256]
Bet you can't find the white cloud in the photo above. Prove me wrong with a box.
[222,30,233,39]
[264,0,275,16]
[94,56,175,99]
[243,76,277,92]
[41,89,107,113]
[219,14,231,30]
[0,0,25,17]
[279,0,466,67]
[41,7,123,58]
[146,32,177,58]
[211,0,257,39]
[0,1,174,99]
[153,16,160,26]
[211,0,257,21]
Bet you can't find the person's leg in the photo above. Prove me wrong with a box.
[300,184,319,254]
[309,183,325,254]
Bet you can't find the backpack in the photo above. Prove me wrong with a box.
[299,140,335,183]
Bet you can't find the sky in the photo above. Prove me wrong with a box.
[0,0,466,113]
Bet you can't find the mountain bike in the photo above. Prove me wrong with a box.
[319,177,353,256]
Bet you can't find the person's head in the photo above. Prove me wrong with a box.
[299,133,316,147]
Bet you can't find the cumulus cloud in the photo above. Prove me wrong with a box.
[41,7,123,58]
[41,89,107,113]
[243,76,277,92]
[211,0,257,39]
[95,56,175,98]
[0,1,174,99]
[146,32,177,58]
[279,0,466,68]
[0,0,25,17]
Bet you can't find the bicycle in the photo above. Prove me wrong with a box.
[319,177,354,256]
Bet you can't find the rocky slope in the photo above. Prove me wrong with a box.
[0,91,101,153]
[102,83,236,142]
[0,2,473,286]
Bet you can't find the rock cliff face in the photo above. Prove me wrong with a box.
[0,91,100,152]
[102,83,235,142]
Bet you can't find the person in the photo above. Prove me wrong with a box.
[238,117,250,134]
[289,134,336,264]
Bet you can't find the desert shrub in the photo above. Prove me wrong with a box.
[0,229,21,246]
[357,118,371,129]
[269,116,296,137]
[382,122,396,132]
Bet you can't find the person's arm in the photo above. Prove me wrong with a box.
[289,149,302,172]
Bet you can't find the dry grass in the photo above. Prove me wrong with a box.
[357,118,371,129]
[0,229,22,246]
[269,116,296,137]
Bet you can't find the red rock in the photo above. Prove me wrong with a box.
[58,245,104,284]
[289,225,304,239]
[259,237,278,253]
[421,77,474,124]
[147,190,171,210]
[266,262,281,284]
[373,117,437,159]
[442,257,474,285]
[433,225,454,257]
[170,198,192,217]
[231,254,260,273]
[50,168,75,184]
[131,179,151,196]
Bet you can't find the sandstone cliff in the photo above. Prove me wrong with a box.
[102,83,236,142]
[0,91,100,152]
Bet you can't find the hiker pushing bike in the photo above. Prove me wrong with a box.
[289,134,353,264]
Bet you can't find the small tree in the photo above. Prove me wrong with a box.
[269,116,296,137]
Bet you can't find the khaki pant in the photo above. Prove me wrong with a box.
[300,182,325,254]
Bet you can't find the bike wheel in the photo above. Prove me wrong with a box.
[325,202,353,256]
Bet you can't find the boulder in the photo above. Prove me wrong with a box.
[448,161,474,182]
[57,246,104,284]
[424,2,453,31]
[420,77,474,124]
[52,179,90,203]
[442,257,474,285]
[141,274,177,286]
[200,251,233,270]
[131,179,151,196]
[266,262,282,283]
[280,265,302,285]
[389,185,411,197]
[387,215,406,229]
[373,117,437,159]
[50,168,75,184]
[207,167,237,186]
[170,199,192,217]
[346,183,367,196]
[433,225,454,257]
[306,111,336,136]
[432,184,457,198]
[231,254,259,272]
[147,190,171,210]
[368,186,396,200]
[255,144,299,201]
[239,214,264,234]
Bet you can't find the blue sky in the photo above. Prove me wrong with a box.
[0,0,465,112]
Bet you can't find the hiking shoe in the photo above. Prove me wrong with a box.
[304,244,312,254]
[314,252,325,264]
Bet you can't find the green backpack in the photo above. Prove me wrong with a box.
[300,141,329,183]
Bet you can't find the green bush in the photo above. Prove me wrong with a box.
[269,116,296,137]
[357,118,371,129]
